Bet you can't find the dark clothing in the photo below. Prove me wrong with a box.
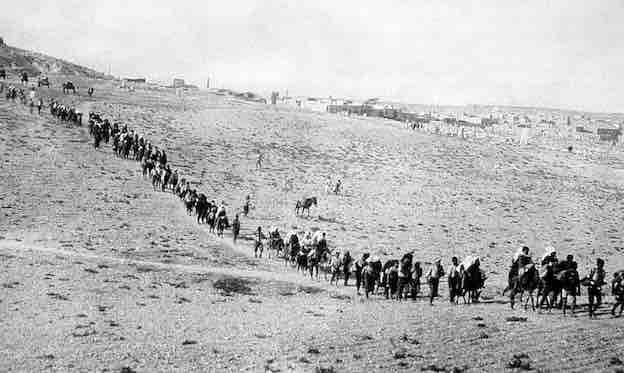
[588,286,602,317]
[354,259,367,293]
[232,220,240,242]
[342,255,352,286]
[428,278,440,304]
[386,268,399,299]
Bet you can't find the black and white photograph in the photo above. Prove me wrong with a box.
[1,1,623,372]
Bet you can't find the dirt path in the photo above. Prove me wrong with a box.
[0,238,349,294]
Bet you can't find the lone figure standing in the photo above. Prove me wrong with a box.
[256,153,264,169]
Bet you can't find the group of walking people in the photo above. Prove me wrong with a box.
[3,83,45,115]
[505,246,624,317]
[8,88,623,319]
[82,102,624,318]
[85,109,237,239]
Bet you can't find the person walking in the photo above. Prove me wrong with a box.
[254,226,266,258]
[587,258,606,318]
[256,153,264,169]
[426,259,445,305]
[329,251,342,285]
[410,262,423,300]
[232,214,241,243]
[243,195,251,216]
[342,251,353,286]
[448,257,461,303]
[354,253,370,295]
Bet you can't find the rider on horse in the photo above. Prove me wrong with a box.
[508,246,533,289]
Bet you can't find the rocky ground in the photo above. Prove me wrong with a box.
[1,78,623,372]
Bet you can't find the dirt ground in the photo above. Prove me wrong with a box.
[1,78,623,372]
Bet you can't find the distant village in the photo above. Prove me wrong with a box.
[268,92,623,145]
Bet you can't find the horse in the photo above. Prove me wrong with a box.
[296,247,309,273]
[462,263,486,303]
[363,261,382,298]
[194,195,209,224]
[537,264,560,311]
[37,76,50,87]
[380,259,399,298]
[62,81,76,94]
[287,233,300,266]
[307,246,327,280]
[268,230,285,259]
[295,197,317,216]
[558,268,581,315]
[21,72,28,84]
[184,192,197,215]
[507,264,540,310]
[0,69,6,79]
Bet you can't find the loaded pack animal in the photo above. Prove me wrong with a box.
[216,212,229,238]
[287,232,300,266]
[168,170,179,192]
[295,197,317,216]
[141,157,155,178]
[37,76,50,87]
[397,253,414,300]
[506,264,540,310]
[296,245,310,273]
[538,262,581,314]
[268,229,285,259]
[62,81,76,94]
[363,259,383,298]
[307,244,328,280]
[461,258,486,304]
[194,195,210,224]
[184,191,198,215]
[381,259,399,299]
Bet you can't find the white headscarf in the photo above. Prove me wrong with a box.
[541,246,556,262]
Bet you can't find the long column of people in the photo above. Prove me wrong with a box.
[4,83,623,319]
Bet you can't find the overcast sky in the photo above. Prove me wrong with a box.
[1,1,622,112]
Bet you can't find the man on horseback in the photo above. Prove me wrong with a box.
[507,246,533,291]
